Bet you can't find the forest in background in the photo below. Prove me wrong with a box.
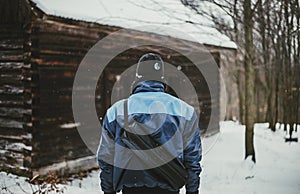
[181,0,299,161]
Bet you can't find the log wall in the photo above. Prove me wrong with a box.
[0,0,35,176]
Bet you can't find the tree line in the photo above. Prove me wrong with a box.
[181,0,300,162]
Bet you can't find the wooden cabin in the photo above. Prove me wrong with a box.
[0,0,236,177]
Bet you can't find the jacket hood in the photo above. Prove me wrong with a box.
[132,80,165,94]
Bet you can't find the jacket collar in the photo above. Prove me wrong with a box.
[132,80,165,94]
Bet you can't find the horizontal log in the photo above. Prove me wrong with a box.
[36,32,97,48]
[0,44,23,50]
[31,58,80,67]
[0,118,23,128]
[0,68,22,75]
[34,109,103,123]
[0,165,31,177]
[0,116,23,124]
[35,19,104,39]
[33,122,99,134]
[0,45,23,53]
[31,149,93,169]
[33,143,96,158]
[0,77,23,86]
[32,155,97,177]
[0,48,23,55]
[0,134,31,148]
[34,48,88,59]
[32,145,91,159]
[34,122,77,131]
[0,126,29,136]
[0,93,24,102]
[0,85,23,95]
[0,62,23,69]
[32,142,92,158]
[0,151,24,167]
[0,103,25,109]
[35,115,77,125]
[32,139,90,154]
[0,154,24,166]
[38,92,72,99]
[4,142,32,152]
[39,71,76,80]
[0,37,23,45]
[0,107,29,118]
[0,54,23,61]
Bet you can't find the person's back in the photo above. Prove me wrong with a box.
[97,54,202,194]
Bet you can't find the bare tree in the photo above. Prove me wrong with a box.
[243,0,256,162]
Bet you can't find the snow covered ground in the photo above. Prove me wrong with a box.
[201,122,300,194]
[1,121,299,194]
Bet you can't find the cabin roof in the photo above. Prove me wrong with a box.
[31,0,236,49]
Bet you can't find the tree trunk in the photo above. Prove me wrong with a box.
[296,0,300,132]
[233,0,245,124]
[243,0,256,162]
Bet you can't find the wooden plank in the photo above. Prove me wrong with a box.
[31,149,93,169]
[0,76,23,86]
[0,68,22,75]
[0,107,28,119]
[0,152,24,166]
[0,165,31,177]
[39,71,77,80]
[0,40,23,50]
[0,56,23,62]
[32,136,91,154]
[36,32,98,48]
[31,57,80,67]
[0,132,31,144]
[0,32,23,39]
[0,84,23,95]
[32,155,97,177]
[0,141,32,153]
[0,48,23,56]
[32,139,95,162]
[0,118,23,129]
[32,138,92,154]
[0,126,29,136]
[0,93,24,102]
[35,19,105,39]
[0,62,23,69]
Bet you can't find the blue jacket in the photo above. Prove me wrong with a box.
[97,81,202,193]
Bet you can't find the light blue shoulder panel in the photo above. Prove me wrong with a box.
[106,92,194,123]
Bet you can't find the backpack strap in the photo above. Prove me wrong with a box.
[123,99,128,138]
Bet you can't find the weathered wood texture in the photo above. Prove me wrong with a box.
[0,0,42,176]
[0,0,224,177]
[30,19,102,170]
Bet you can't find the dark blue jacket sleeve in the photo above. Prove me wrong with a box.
[97,115,116,193]
[183,112,202,193]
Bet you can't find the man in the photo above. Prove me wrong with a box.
[97,53,202,194]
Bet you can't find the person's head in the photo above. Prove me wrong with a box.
[131,53,166,93]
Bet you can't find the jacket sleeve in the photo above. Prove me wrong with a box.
[183,112,202,194]
[97,115,116,194]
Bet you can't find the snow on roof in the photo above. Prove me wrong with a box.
[31,0,236,49]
